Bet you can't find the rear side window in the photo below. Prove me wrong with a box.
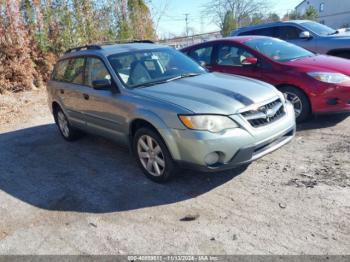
[276,26,302,40]
[239,27,275,37]
[52,60,69,81]
[85,57,111,87]
[188,46,213,65]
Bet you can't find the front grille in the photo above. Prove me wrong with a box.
[241,99,285,128]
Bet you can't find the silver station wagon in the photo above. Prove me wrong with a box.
[47,41,296,182]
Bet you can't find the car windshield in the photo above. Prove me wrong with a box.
[301,21,337,36]
[108,48,206,88]
[245,38,314,62]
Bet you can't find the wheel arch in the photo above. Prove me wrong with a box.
[52,101,63,123]
[128,114,181,160]
[52,101,73,125]
[276,84,312,110]
[129,119,160,139]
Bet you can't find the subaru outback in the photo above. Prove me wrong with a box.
[47,41,296,182]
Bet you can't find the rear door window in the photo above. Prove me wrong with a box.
[276,26,302,40]
[239,27,276,37]
[63,57,85,84]
[85,57,111,87]
[188,45,213,65]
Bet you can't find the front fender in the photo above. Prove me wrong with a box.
[130,109,170,130]
[128,109,182,160]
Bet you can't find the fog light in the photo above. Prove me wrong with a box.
[327,98,339,105]
[204,152,220,165]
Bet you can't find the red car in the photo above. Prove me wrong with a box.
[181,36,350,122]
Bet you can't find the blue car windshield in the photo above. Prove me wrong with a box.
[108,48,206,88]
[301,21,337,36]
[245,38,314,62]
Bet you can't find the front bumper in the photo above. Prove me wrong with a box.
[161,102,296,172]
[311,83,350,114]
[176,126,295,172]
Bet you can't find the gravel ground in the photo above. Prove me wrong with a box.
[0,90,349,255]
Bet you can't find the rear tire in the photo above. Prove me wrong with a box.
[279,86,311,123]
[133,127,176,183]
[54,107,81,141]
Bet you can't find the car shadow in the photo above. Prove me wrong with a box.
[297,113,350,131]
[0,124,245,213]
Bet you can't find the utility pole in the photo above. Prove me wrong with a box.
[200,16,204,34]
[184,13,189,37]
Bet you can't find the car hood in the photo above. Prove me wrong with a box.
[285,55,350,75]
[132,73,280,114]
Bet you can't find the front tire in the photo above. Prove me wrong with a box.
[133,127,176,183]
[280,86,311,123]
[54,107,81,141]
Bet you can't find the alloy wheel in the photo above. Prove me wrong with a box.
[285,92,303,118]
[57,111,70,138]
[137,135,165,177]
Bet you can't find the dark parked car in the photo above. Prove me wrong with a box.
[231,20,350,59]
[181,36,350,122]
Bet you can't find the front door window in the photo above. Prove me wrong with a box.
[217,45,254,67]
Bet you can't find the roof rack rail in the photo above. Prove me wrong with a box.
[64,40,155,54]
[129,40,154,44]
[64,45,102,54]
[99,40,155,45]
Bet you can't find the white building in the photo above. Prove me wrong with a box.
[295,0,350,29]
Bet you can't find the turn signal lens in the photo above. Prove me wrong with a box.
[179,115,194,129]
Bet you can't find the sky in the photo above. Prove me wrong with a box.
[149,0,303,38]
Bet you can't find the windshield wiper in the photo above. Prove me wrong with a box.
[132,73,201,88]
[328,30,339,35]
[132,80,170,88]
[164,72,201,82]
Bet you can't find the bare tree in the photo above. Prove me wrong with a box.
[203,0,269,30]
[146,0,171,33]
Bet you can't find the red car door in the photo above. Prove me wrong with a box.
[211,43,263,80]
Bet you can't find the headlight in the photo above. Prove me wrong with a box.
[307,72,350,84]
[178,115,238,133]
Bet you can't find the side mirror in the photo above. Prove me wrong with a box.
[199,60,207,67]
[242,57,258,66]
[299,31,312,39]
[92,79,111,90]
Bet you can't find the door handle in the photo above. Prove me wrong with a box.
[60,89,64,94]
[83,94,89,100]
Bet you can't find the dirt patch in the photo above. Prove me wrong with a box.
[0,89,52,132]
